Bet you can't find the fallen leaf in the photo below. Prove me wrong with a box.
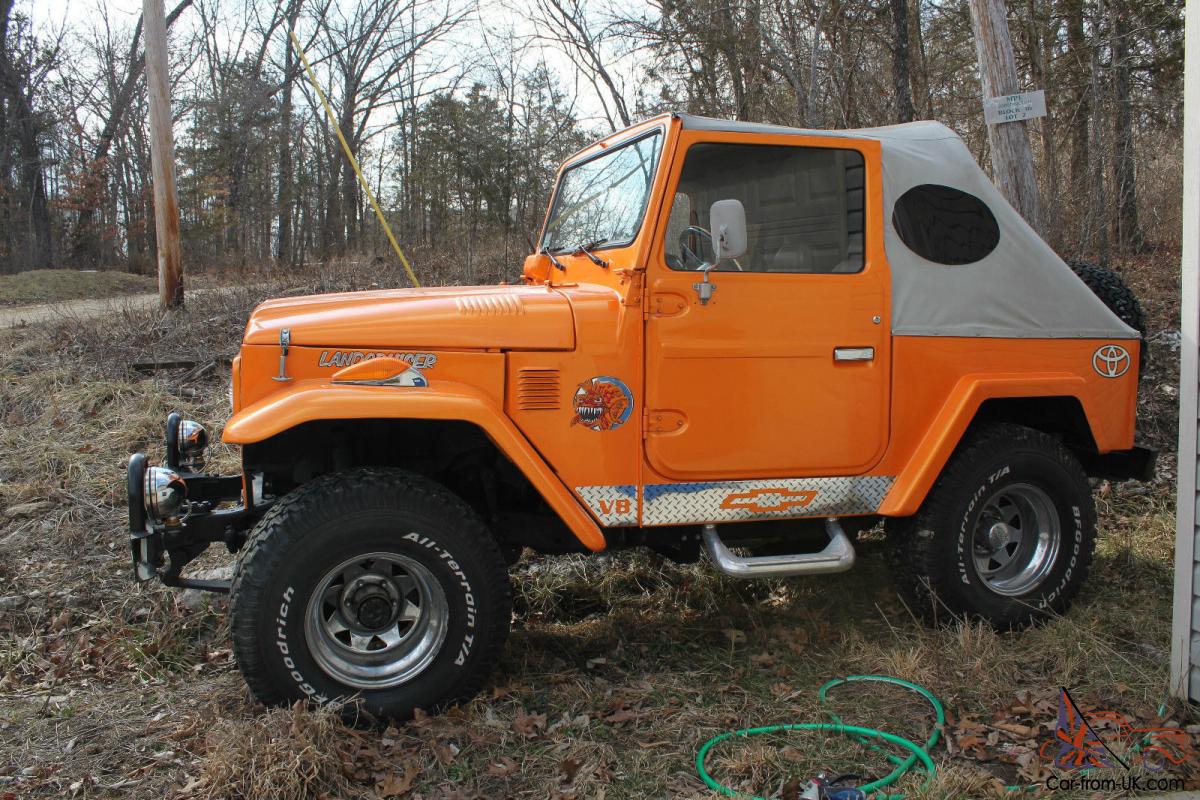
[956,716,988,734]
[487,756,519,777]
[992,721,1037,738]
[432,742,459,765]
[513,710,547,737]
[750,652,775,668]
[560,757,582,783]
[604,709,639,724]
[376,763,419,798]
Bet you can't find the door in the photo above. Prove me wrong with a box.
[645,134,890,480]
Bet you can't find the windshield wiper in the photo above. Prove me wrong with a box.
[543,249,567,271]
[574,239,609,268]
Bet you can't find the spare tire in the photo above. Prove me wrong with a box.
[1066,260,1147,371]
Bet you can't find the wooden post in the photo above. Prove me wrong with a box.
[144,0,183,308]
[967,0,1043,234]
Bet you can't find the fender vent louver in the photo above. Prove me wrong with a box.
[517,368,561,411]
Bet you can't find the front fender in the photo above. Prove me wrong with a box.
[222,380,606,552]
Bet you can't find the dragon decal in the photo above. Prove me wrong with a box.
[571,376,633,432]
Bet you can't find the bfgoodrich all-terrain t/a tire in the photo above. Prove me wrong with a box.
[889,424,1096,630]
[229,468,511,721]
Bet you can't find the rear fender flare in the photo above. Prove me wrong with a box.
[222,380,605,551]
[878,373,1095,517]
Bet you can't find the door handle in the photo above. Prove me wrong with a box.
[834,347,874,362]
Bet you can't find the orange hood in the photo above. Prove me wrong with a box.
[242,285,575,350]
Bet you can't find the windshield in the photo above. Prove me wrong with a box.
[541,132,662,253]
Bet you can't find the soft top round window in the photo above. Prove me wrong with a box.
[892,184,1000,265]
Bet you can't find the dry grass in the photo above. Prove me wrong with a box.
[187,701,370,800]
[0,269,156,306]
[0,252,1192,799]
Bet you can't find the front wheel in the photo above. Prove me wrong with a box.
[889,424,1096,629]
[229,468,511,720]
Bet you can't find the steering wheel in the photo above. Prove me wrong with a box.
[677,225,744,272]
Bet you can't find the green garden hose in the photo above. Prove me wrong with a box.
[696,675,945,799]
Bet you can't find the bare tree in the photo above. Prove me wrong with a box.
[68,0,193,267]
[308,0,463,252]
[0,0,59,270]
[1110,5,1144,252]
[526,0,629,130]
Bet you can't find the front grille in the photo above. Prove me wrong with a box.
[516,368,561,411]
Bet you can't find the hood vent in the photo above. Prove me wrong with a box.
[456,293,525,317]
[517,368,561,411]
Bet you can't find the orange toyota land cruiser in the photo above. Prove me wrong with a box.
[127,113,1154,719]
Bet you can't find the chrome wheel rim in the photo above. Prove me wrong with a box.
[305,551,449,689]
[971,483,1062,596]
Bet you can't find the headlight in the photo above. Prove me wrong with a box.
[166,413,208,472]
[144,466,186,521]
[177,420,208,470]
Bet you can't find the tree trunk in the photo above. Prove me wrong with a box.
[276,1,301,267]
[339,102,357,251]
[967,0,1043,233]
[1063,0,1091,251]
[1110,10,1145,252]
[1025,0,1060,248]
[1089,35,1110,263]
[890,0,915,123]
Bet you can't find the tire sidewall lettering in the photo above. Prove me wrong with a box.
[954,458,1085,610]
[267,528,482,707]
[955,464,1011,586]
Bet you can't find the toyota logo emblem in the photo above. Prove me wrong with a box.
[1092,345,1130,378]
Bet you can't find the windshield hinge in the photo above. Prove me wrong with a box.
[621,269,644,308]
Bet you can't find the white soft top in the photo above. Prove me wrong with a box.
[677,113,1135,339]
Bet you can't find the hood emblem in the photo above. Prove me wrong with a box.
[318,351,437,370]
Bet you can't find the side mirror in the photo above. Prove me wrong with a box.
[710,199,747,263]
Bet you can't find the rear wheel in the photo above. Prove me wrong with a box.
[229,468,511,721]
[889,424,1096,629]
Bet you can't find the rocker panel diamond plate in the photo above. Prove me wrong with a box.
[640,476,894,526]
[575,485,639,526]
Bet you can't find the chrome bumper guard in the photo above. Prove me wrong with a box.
[127,451,255,592]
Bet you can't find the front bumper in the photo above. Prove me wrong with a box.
[127,440,262,592]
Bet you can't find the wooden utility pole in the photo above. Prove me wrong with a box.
[143,0,184,308]
[967,0,1043,234]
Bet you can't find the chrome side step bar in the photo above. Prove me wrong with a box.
[701,518,856,578]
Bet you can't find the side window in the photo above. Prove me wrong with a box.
[892,184,1000,265]
[664,143,866,273]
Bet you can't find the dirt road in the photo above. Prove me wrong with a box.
[0,293,163,327]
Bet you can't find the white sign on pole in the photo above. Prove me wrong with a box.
[983,90,1047,124]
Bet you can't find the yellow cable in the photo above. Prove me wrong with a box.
[289,30,420,288]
